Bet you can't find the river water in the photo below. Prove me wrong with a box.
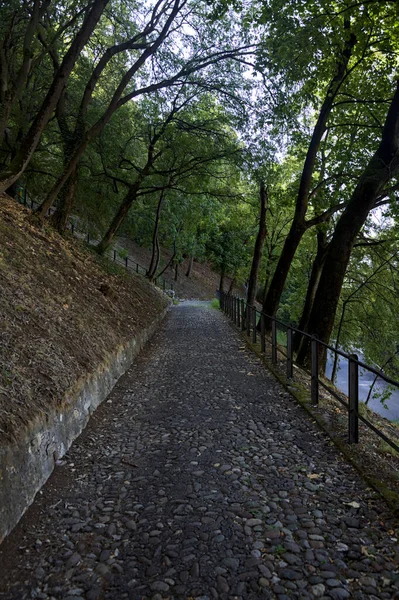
[325,352,399,422]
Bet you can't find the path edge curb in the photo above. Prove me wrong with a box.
[0,304,171,544]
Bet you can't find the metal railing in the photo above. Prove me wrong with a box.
[220,290,399,453]
[14,188,175,295]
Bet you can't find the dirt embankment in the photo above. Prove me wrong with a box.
[0,195,169,443]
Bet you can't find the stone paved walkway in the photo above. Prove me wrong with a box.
[0,302,398,600]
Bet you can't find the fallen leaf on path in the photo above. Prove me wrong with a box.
[344,501,360,509]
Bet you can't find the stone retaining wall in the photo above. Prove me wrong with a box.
[0,306,169,543]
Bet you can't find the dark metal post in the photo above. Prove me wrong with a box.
[261,313,265,353]
[233,296,237,324]
[136,263,139,273]
[287,328,293,379]
[87,232,90,243]
[271,319,277,364]
[71,222,75,235]
[348,354,359,444]
[125,256,128,269]
[311,337,319,405]
[252,308,257,343]
[246,304,251,337]
[241,299,246,331]
[113,249,117,262]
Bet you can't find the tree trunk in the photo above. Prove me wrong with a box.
[174,262,179,281]
[185,256,194,277]
[297,79,399,369]
[228,276,236,294]
[293,229,329,354]
[262,276,269,304]
[157,242,176,278]
[96,185,138,254]
[261,30,355,325]
[219,269,226,292]
[247,180,268,307]
[147,191,165,280]
[146,232,161,281]
[153,236,161,277]
[35,0,184,217]
[262,224,306,324]
[262,250,275,302]
[330,300,348,383]
[96,156,154,255]
[0,0,109,193]
[0,0,51,147]
[51,167,78,234]
[37,132,90,218]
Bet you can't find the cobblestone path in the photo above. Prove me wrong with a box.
[1,302,398,600]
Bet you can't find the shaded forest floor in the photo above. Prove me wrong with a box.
[116,236,244,300]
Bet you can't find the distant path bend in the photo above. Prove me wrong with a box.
[1,302,398,600]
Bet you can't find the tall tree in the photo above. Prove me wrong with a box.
[0,0,51,150]
[95,91,244,254]
[147,189,167,281]
[0,0,110,192]
[260,19,356,323]
[297,80,399,367]
[247,179,267,306]
[292,228,329,353]
[35,3,253,227]
[36,0,189,228]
